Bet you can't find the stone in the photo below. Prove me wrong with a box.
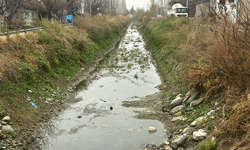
[182,118,187,121]
[171,134,187,149]
[178,148,184,150]
[148,127,157,132]
[175,112,182,116]
[183,89,199,104]
[185,106,194,111]
[171,116,183,122]
[190,97,205,107]
[2,125,14,132]
[165,141,170,145]
[190,116,205,127]
[12,140,18,144]
[2,116,10,121]
[1,121,7,125]
[193,129,207,141]
[164,146,173,150]
[182,127,194,134]
[247,94,250,101]
[155,84,167,90]
[207,110,215,116]
[170,105,184,113]
[171,95,183,107]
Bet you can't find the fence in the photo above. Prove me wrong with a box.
[0,23,73,37]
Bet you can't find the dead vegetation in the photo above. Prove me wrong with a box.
[181,1,250,149]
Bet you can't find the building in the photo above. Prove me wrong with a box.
[116,0,127,15]
[195,0,239,22]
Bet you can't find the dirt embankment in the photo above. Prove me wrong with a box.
[0,16,129,150]
[138,16,250,150]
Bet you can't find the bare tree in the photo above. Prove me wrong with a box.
[0,0,23,21]
[84,0,118,16]
[41,0,64,20]
[66,0,84,14]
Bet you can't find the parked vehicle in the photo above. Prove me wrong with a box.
[64,15,74,23]
[167,3,188,17]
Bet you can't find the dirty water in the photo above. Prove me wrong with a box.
[43,25,169,150]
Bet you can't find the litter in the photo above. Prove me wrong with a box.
[30,102,37,108]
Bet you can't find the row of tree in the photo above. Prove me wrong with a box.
[0,0,129,23]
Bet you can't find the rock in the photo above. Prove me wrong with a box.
[171,116,183,122]
[207,110,215,116]
[178,148,184,150]
[182,127,194,134]
[148,127,157,132]
[2,116,10,121]
[1,121,7,125]
[12,140,18,144]
[193,129,207,141]
[155,84,167,90]
[170,105,184,113]
[190,97,205,107]
[182,118,187,121]
[165,141,170,145]
[190,116,205,127]
[2,125,14,132]
[185,106,194,111]
[183,89,199,104]
[171,95,183,107]
[175,112,182,116]
[164,146,173,150]
[171,134,187,149]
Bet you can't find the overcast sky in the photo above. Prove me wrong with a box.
[126,0,151,10]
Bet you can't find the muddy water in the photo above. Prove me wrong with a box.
[47,26,167,150]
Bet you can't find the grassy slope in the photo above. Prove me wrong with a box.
[140,17,218,149]
[0,16,129,143]
[141,16,250,149]
[140,18,190,98]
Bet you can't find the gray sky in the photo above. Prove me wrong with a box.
[126,0,151,10]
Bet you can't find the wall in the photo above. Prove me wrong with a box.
[24,9,37,25]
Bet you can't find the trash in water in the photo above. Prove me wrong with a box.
[148,127,157,133]
[30,102,37,108]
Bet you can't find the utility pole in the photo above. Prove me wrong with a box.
[37,0,39,25]
[109,0,111,15]
[62,0,64,22]
[90,0,92,18]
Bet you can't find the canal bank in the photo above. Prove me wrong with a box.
[34,24,173,150]
[13,22,174,149]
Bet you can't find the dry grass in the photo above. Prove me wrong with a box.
[182,9,250,149]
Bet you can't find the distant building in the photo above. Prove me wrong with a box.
[116,0,127,15]
[70,0,85,15]
[195,0,239,22]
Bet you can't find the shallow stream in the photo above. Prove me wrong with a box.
[45,25,168,150]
